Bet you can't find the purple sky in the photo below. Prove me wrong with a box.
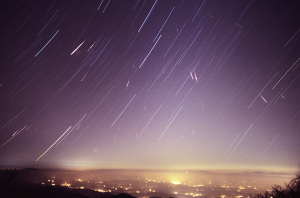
[0,0,299,172]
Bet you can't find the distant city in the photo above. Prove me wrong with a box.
[1,168,297,198]
[31,170,278,198]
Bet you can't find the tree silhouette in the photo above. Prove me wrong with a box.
[251,174,300,198]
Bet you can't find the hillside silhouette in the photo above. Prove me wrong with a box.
[251,174,300,198]
[0,169,135,198]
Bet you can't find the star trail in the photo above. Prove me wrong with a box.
[0,0,299,172]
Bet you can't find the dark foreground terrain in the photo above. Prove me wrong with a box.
[2,183,135,198]
[0,168,135,198]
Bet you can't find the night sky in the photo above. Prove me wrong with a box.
[0,0,299,172]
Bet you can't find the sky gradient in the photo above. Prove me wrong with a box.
[0,0,299,172]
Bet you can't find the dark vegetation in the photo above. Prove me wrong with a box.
[251,174,300,198]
